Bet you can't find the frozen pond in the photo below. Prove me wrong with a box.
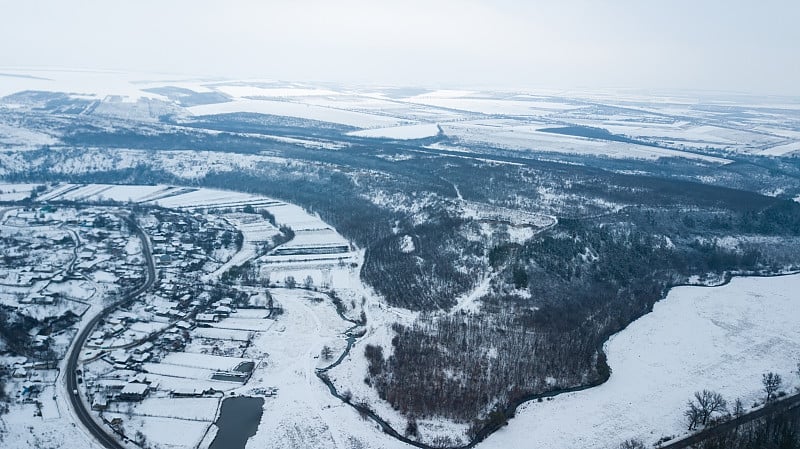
[210,396,264,449]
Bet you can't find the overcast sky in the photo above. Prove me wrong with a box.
[1,0,798,95]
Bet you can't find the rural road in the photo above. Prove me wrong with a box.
[64,214,156,449]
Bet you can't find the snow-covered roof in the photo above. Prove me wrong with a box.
[121,382,148,395]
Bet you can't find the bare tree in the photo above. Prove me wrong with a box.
[685,401,703,430]
[134,430,147,447]
[405,416,419,437]
[797,361,800,377]
[686,390,727,429]
[284,275,296,289]
[618,439,646,449]
[733,398,745,417]
[321,345,333,361]
[762,372,782,401]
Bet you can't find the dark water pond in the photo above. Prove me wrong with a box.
[209,396,264,449]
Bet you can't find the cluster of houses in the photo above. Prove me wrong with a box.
[0,357,52,403]
[73,210,268,410]
[1,207,144,305]
[0,227,73,288]
[90,374,158,410]
[80,278,268,405]
[146,210,233,271]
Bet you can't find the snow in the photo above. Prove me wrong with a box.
[214,85,341,98]
[348,123,441,139]
[405,96,579,116]
[452,272,493,314]
[275,228,349,250]
[398,235,415,253]
[762,141,800,156]
[188,98,406,129]
[440,120,732,164]
[0,68,167,101]
[481,274,800,449]
[160,352,251,372]
[108,397,220,421]
[193,327,252,341]
[142,362,222,380]
[0,70,796,161]
[104,412,213,448]
[0,183,37,201]
[0,123,58,149]
[241,288,407,449]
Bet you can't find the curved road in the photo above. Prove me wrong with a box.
[64,215,156,449]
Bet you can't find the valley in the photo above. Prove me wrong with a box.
[0,72,799,449]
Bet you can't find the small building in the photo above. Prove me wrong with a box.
[89,331,105,341]
[131,352,151,363]
[196,313,218,323]
[214,306,232,317]
[171,387,203,398]
[119,382,149,401]
[133,342,154,354]
[92,396,109,410]
[109,350,131,365]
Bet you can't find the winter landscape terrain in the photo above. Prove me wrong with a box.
[0,69,799,449]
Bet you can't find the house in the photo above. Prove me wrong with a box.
[161,334,185,350]
[213,306,232,317]
[131,352,151,363]
[36,295,55,305]
[92,396,109,410]
[119,382,149,401]
[32,335,50,350]
[89,331,105,341]
[109,350,131,365]
[133,342,154,354]
[196,313,218,323]
[171,387,203,398]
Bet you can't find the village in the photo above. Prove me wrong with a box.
[0,183,365,449]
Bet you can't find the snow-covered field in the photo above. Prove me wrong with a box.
[189,98,408,129]
[482,274,800,449]
[0,183,37,201]
[2,69,797,162]
[440,120,732,163]
[348,123,441,139]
